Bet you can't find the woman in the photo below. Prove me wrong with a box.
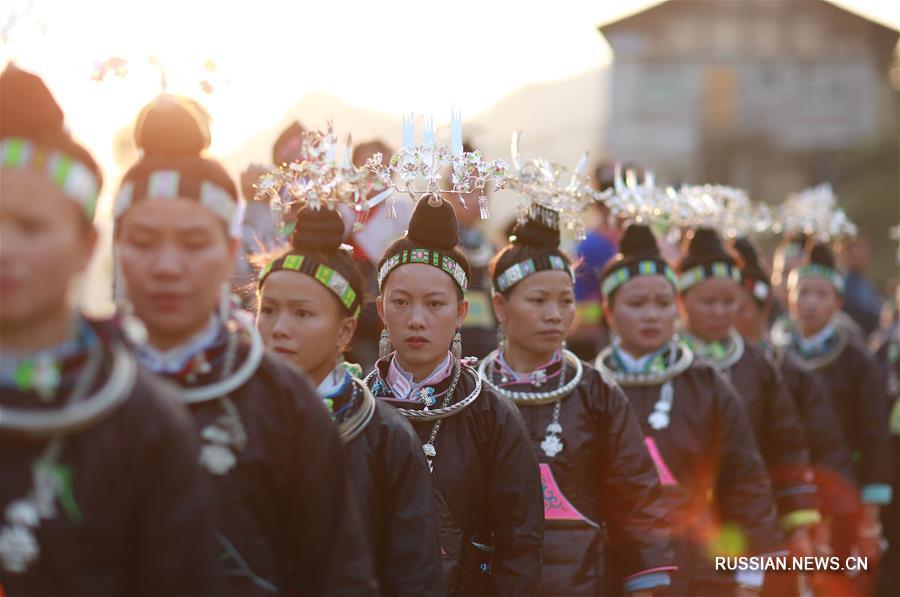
[366,194,543,595]
[773,241,892,583]
[594,224,783,595]
[256,204,444,595]
[478,208,673,596]
[0,65,220,595]
[114,95,375,595]
[730,238,856,521]
[676,228,817,554]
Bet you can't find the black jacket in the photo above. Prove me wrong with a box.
[330,375,444,596]
[157,328,377,596]
[598,349,783,594]
[776,351,856,516]
[482,355,672,595]
[0,325,222,596]
[723,341,817,522]
[369,358,544,596]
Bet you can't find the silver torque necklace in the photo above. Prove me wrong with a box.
[595,342,694,431]
[478,350,582,458]
[0,338,106,574]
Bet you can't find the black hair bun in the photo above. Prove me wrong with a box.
[619,224,660,258]
[808,242,836,269]
[406,195,459,251]
[732,237,760,269]
[0,64,64,138]
[290,205,345,252]
[134,95,211,156]
[685,227,728,257]
[511,207,561,249]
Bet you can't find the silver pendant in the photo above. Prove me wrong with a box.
[423,443,436,458]
[200,442,236,475]
[530,369,547,387]
[541,434,563,458]
[0,524,39,573]
[648,411,670,430]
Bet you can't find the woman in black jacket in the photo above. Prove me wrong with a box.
[256,203,443,596]
[113,96,376,595]
[594,224,784,595]
[366,194,543,595]
[477,207,673,595]
[0,66,221,596]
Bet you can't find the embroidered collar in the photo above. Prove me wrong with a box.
[0,316,97,400]
[680,329,744,369]
[611,338,671,374]
[317,365,360,424]
[134,315,222,375]
[793,323,837,357]
[386,352,454,402]
[770,315,847,370]
[493,350,563,387]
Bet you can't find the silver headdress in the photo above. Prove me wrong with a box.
[365,111,507,218]
[503,131,598,240]
[774,183,857,241]
[254,124,386,233]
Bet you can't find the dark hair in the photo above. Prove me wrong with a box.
[119,95,237,202]
[351,139,392,168]
[272,121,305,164]
[677,227,736,273]
[376,197,470,300]
[257,206,364,316]
[599,224,669,307]
[0,64,104,206]
[489,210,571,297]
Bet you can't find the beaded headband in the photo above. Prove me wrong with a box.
[259,254,362,317]
[115,169,246,238]
[378,247,468,294]
[677,262,742,293]
[1,137,101,219]
[494,255,574,294]
[787,264,844,294]
[601,259,677,298]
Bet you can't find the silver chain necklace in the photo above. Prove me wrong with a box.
[478,350,579,458]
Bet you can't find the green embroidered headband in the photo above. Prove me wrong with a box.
[787,264,844,294]
[259,254,362,317]
[495,255,574,294]
[378,248,468,295]
[601,259,678,298]
[1,137,101,220]
[677,262,742,293]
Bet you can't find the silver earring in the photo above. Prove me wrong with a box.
[219,283,233,322]
[379,329,393,358]
[114,257,147,345]
[497,325,507,349]
[451,330,462,360]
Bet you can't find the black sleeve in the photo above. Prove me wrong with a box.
[377,404,445,597]
[783,358,857,515]
[277,364,378,595]
[132,374,224,596]
[712,370,784,554]
[758,357,817,523]
[852,347,894,491]
[586,370,673,580]
[484,392,544,595]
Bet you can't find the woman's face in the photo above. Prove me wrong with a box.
[734,287,766,342]
[789,277,841,337]
[0,169,96,339]
[492,270,575,360]
[605,275,677,356]
[377,263,467,377]
[678,277,740,343]
[116,198,236,350]
[257,270,356,385]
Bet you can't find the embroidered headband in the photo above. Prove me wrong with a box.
[259,254,362,317]
[114,169,246,238]
[787,264,844,294]
[494,255,574,294]
[601,259,677,298]
[378,248,468,294]
[1,137,101,219]
[677,262,742,293]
